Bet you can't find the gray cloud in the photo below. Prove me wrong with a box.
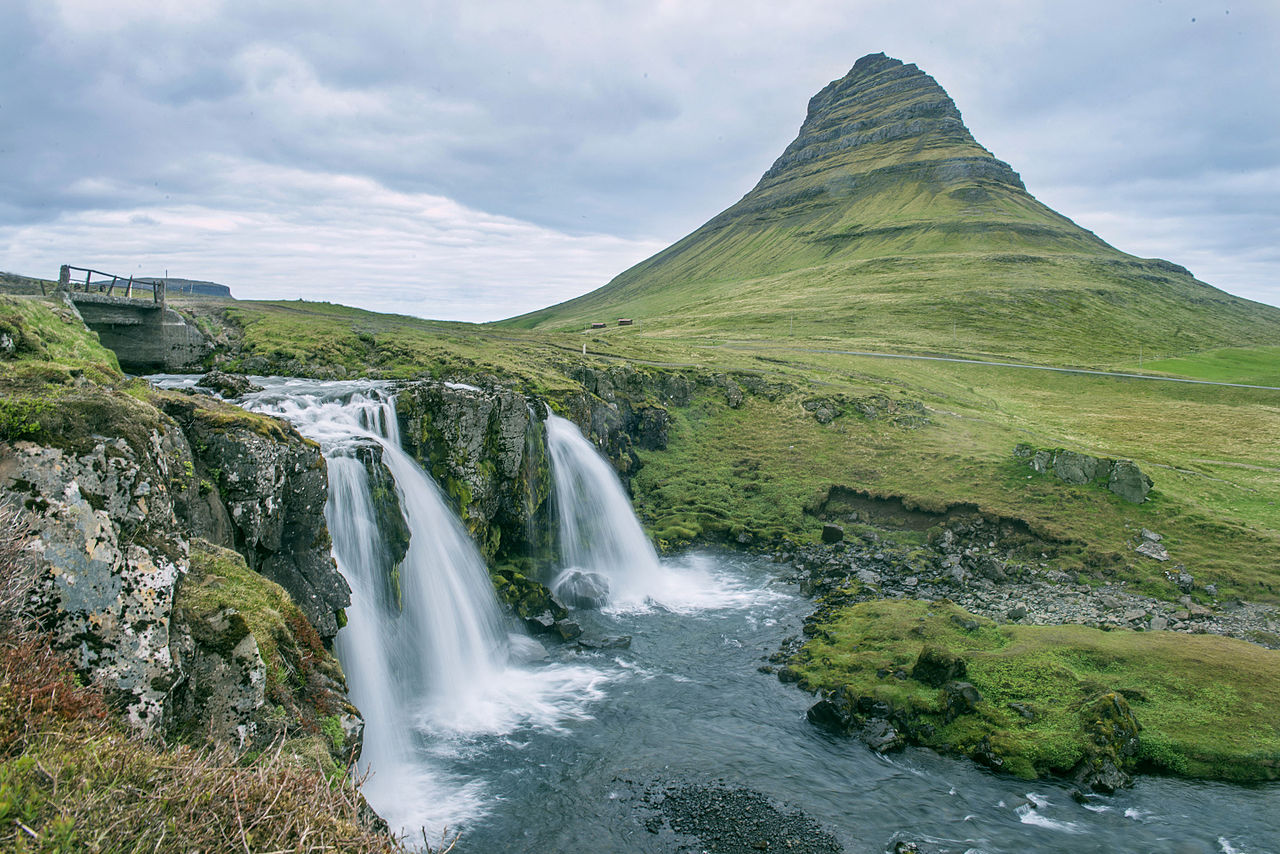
[1,0,1277,318]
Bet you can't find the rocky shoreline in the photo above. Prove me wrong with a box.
[773,520,1280,650]
[752,515,1280,794]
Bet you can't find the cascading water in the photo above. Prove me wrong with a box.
[242,381,605,839]
[545,412,752,612]
[147,376,1279,852]
[545,413,662,607]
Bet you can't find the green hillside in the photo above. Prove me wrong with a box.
[503,53,1280,365]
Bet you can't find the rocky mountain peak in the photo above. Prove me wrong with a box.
[752,52,1023,197]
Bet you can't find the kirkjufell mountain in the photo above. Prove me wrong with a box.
[504,53,1280,363]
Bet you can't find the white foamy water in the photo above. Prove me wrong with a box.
[242,381,605,839]
[1016,793,1083,835]
[546,412,777,614]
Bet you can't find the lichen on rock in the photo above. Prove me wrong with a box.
[0,429,189,733]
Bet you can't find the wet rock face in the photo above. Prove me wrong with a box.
[0,428,190,733]
[551,568,610,610]
[159,397,348,639]
[353,442,410,612]
[396,381,553,564]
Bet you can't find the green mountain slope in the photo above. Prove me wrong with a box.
[502,53,1280,365]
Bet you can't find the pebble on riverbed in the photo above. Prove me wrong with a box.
[648,782,843,854]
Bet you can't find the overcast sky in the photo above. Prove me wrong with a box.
[2,1,1277,321]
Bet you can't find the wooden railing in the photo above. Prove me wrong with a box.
[57,265,164,304]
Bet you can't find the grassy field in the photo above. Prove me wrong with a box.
[500,56,1280,366]
[1135,346,1280,387]
[790,599,1280,782]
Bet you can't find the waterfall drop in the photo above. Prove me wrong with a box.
[545,413,662,608]
[244,381,604,838]
[546,412,750,612]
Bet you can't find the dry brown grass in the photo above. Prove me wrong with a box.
[0,500,37,635]
[0,502,422,854]
[1,725,412,853]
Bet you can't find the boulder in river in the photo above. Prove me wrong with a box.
[196,370,263,398]
[551,568,611,609]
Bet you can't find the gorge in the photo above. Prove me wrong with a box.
[163,373,1280,853]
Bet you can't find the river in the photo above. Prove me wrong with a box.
[153,376,1280,853]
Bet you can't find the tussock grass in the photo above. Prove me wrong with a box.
[0,502,410,854]
[792,599,1280,782]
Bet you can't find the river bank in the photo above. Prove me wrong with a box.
[768,526,1280,790]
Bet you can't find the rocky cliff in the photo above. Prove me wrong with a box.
[155,391,350,638]
[396,381,554,564]
[0,320,357,761]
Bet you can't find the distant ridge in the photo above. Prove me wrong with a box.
[503,54,1280,363]
[138,278,233,298]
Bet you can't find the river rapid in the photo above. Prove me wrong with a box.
[152,376,1279,853]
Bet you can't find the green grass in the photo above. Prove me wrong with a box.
[791,599,1280,781]
[1135,346,1280,387]
[178,298,588,395]
[631,350,1280,601]
[500,60,1280,366]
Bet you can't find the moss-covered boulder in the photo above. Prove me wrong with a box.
[396,380,553,564]
[171,540,362,764]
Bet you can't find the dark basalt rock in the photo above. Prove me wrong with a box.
[576,635,631,651]
[650,781,842,854]
[196,370,263,399]
[943,681,983,719]
[862,718,905,753]
[911,645,967,687]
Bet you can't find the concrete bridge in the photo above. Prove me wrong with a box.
[58,265,208,373]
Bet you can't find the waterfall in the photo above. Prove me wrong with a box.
[545,411,754,614]
[545,413,662,609]
[244,381,606,839]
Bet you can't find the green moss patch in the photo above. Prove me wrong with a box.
[150,387,297,443]
[791,599,1280,782]
[180,540,347,720]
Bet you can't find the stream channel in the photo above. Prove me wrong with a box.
[161,376,1279,854]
